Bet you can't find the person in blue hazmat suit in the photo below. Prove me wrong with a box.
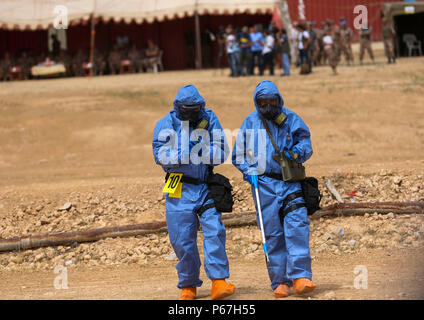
[232,80,316,297]
[152,84,236,300]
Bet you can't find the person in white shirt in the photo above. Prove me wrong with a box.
[225,25,240,76]
[323,30,338,75]
[261,29,275,76]
[296,24,311,74]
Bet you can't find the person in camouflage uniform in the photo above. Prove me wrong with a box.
[323,29,338,75]
[308,22,318,67]
[339,19,354,65]
[359,25,374,64]
[329,19,341,63]
[381,19,396,64]
[313,21,325,66]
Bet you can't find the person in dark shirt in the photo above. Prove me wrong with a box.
[278,29,291,76]
[238,26,252,76]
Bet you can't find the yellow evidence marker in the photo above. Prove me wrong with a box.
[163,173,183,198]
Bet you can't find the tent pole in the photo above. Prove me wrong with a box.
[89,13,96,77]
[278,0,296,62]
[194,2,202,69]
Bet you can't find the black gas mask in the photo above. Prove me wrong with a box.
[178,104,202,126]
[257,97,280,121]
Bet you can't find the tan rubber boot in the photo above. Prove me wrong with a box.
[211,279,236,300]
[179,287,196,300]
[293,278,316,295]
[274,284,290,298]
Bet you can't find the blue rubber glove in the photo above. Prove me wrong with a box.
[285,147,300,161]
[247,174,258,188]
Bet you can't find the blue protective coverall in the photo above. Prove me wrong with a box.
[152,85,230,289]
[232,80,313,290]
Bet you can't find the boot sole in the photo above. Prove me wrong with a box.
[211,289,235,300]
[293,286,316,295]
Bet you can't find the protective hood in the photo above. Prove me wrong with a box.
[253,80,285,114]
[173,85,206,120]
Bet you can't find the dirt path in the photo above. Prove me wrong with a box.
[1,247,423,300]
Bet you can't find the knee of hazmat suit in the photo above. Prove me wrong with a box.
[152,84,231,289]
[232,80,314,288]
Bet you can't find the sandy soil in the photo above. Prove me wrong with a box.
[0,48,423,300]
[1,247,423,300]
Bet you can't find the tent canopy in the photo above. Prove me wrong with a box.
[0,0,277,30]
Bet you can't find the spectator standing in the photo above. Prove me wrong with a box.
[323,29,338,75]
[238,26,252,76]
[315,21,326,66]
[296,23,311,74]
[381,19,396,64]
[359,25,374,65]
[261,29,275,76]
[340,19,354,65]
[278,29,291,76]
[225,25,240,77]
[249,24,264,75]
[215,26,227,70]
[307,22,317,70]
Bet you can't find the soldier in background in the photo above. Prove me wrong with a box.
[94,50,107,76]
[57,50,72,77]
[128,44,143,73]
[108,45,122,75]
[330,19,341,63]
[323,29,338,75]
[317,21,328,65]
[381,19,396,64]
[340,19,354,65]
[359,25,374,65]
[72,49,86,77]
[51,34,61,59]
[0,52,13,81]
[313,21,324,66]
[17,51,34,80]
[308,22,318,68]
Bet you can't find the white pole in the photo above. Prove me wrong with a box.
[254,187,269,263]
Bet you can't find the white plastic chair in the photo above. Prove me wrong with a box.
[403,33,422,56]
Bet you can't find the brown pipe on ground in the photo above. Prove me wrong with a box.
[0,201,422,253]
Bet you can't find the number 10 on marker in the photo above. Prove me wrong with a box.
[163,173,183,196]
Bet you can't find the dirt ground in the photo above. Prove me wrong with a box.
[1,247,423,300]
[0,46,423,300]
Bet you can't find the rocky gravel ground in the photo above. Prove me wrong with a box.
[0,170,423,271]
